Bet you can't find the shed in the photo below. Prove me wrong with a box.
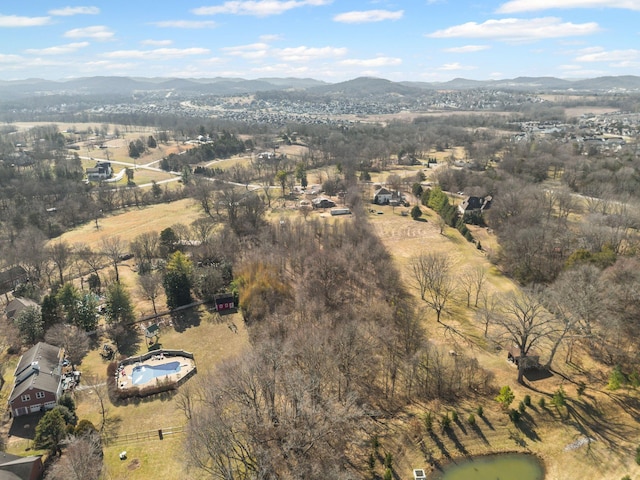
[507,347,540,370]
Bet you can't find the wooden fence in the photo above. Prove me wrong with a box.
[105,425,185,446]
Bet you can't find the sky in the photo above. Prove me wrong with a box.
[0,0,638,83]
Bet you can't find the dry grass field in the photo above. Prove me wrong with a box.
[367,205,640,480]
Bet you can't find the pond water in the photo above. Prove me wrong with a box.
[430,453,544,480]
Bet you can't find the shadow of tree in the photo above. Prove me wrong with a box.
[107,323,142,357]
[453,418,467,436]
[101,414,123,445]
[428,431,451,460]
[516,412,540,442]
[470,422,490,445]
[445,427,469,455]
[508,428,528,448]
[479,414,495,430]
[171,308,203,332]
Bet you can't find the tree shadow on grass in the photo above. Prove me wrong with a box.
[170,308,202,332]
[444,427,469,456]
[516,412,540,442]
[428,431,452,461]
[479,414,495,430]
[108,323,142,357]
[470,422,490,445]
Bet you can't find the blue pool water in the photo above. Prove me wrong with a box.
[131,361,181,385]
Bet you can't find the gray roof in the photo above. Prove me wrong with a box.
[5,297,39,320]
[9,343,62,403]
[0,452,42,480]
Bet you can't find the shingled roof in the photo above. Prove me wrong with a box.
[9,343,62,404]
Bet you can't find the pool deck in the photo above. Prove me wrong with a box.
[116,354,196,390]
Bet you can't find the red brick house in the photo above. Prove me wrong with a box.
[8,343,63,418]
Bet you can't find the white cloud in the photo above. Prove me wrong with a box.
[152,20,216,28]
[340,56,402,67]
[103,48,210,59]
[0,14,51,27]
[259,34,283,42]
[333,9,403,23]
[274,46,347,62]
[221,43,270,59]
[438,62,476,71]
[141,39,173,46]
[497,0,640,13]
[443,45,490,53]
[49,6,100,16]
[25,42,90,55]
[428,17,600,42]
[575,48,640,62]
[64,25,114,41]
[192,0,332,17]
[0,54,23,63]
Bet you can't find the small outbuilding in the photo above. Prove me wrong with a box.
[507,347,540,370]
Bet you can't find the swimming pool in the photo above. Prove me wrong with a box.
[131,361,181,385]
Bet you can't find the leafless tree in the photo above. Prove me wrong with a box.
[44,433,103,480]
[476,290,498,337]
[460,266,487,308]
[137,272,163,314]
[495,289,557,383]
[410,252,455,323]
[74,243,104,279]
[190,218,214,245]
[44,324,89,366]
[47,241,73,285]
[130,231,159,270]
[100,236,126,283]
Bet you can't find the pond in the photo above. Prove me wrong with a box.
[430,453,544,480]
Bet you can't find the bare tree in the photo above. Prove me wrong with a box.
[543,265,602,367]
[190,218,214,246]
[476,290,498,337]
[44,432,103,480]
[137,272,163,315]
[45,324,89,366]
[495,289,557,383]
[130,231,159,272]
[410,252,455,323]
[48,241,73,285]
[100,236,126,283]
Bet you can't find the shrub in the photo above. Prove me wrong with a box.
[476,405,484,417]
[371,435,379,453]
[368,453,375,470]
[523,394,531,406]
[440,413,451,431]
[552,386,567,409]
[608,366,626,391]
[383,468,393,480]
[424,412,434,433]
[384,452,393,469]
[621,475,631,480]
[636,445,640,465]
[538,397,546,408]
[411,205,423,220]
[495,385,515,410]
[450,410,458,422]
[518,401,526,413]
[467,413,476,425]
[508,408,521,423]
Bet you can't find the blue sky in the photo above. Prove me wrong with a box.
[0,1,638,82]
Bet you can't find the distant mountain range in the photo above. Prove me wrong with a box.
[1,75,639,99]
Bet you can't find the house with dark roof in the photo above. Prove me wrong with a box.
[5,298,39,321]
[373,187,393,205]
[86,161,112,181]
[458,195,492,215]
[0,452,43,480]
[8,343,64,418]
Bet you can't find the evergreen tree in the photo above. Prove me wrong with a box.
[105,282,135,324]
[34,409,67,455]
[163,251,193,309]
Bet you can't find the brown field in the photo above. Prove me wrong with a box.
[54,198,203,247]
[369,204,640,480]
